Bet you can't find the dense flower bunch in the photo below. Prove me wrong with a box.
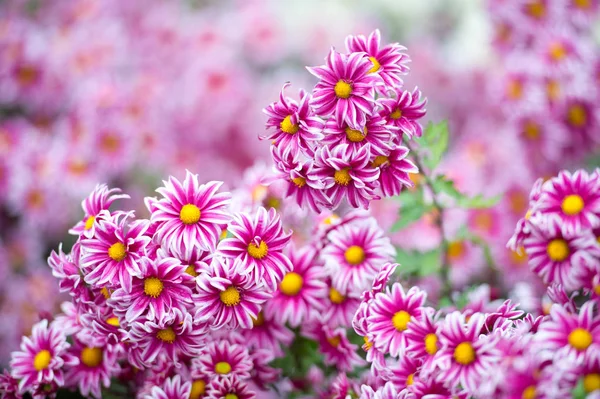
[262,29,424,210]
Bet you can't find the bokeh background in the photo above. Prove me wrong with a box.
[0,0,598,366]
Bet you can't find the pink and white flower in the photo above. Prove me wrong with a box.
[143,375,191,399]
[372,145,417,197]
[379,87,427,139]
[322,114,393,156]
[194,340,253,380]
[205,375,256,399]
[69,184,129,238]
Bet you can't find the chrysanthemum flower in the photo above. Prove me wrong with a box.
[9,319,77,394]
[151,171,231,252]
[372,145,417,197]
[128,309,205,368]
[262,83,324,157]
[194,258,271,329]
[379,87,427,139]
[387,355,422,390]
[79,307,126,347]
[303,323,365,372]
[80,212,150,293]
[359,381,399,399]
[0,370,20,399]
[263,245,327,327]
[194,340,252,380]
[218,207,292,291]
[249,348,281,390]
[321,217,395,293]
[322,114,393,156]
[537,169,600,235]
[109,256,194,323]
[307,49,378,128]
[312,144,380,209]
[63,339,120,399]
[367,283,426,357]
[435,312,501,393]
[48,245,87,300]
[405,308,441,371]
[69,184,129,238]
[536,301,600,360]
[322,279,362,328]
[345,29,410,89]
[241,311,294,357]
[205,375,256,399]
[143,375,191,399]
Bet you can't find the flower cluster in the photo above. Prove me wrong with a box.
[262,30,424,210]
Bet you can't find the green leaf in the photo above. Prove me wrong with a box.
[395,248,441,277]
[572,378,587,399]
[391,187,431,231]
[414,121,449,169]
[432,175,501,209]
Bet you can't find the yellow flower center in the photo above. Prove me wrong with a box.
[522,386,536,399]
[334,80,352,99]
[368,56,381,73]
[568,328,593,351]
[584,373,600,393]
[156,327,176,343]
[568,104,587,127]
[225,395,238,399]
[329,287,345,304]
[220,286,241,306]
[106,317,120,327]
[280,272,304,296]
[33,350,52,371]
[220,229,228,240]
[575,0,592,9]
[345,126,367,142]
[594,284,600,296]
[292,176,306,187]
[247,240,268,259]
[547,239,569,262]
[280,115,299,134]
[108,242,127,262]
[546,80,560,101]
[334,168,352,186]
[185,265,198,277]
[454,342,476,365]
[84,215,95,230]
[371,156,389,168]
[144,277,164,298]
[101,287,111,299]
[549,42,567,61]
[406,373,414,386]
[447,241,465,260]
[425,333,438,355]
[363,336,373,351]
[392,310,411,331]
[180,204,201,225]
[390,108,402,119]
[80,347,103,368]
[189,379,206,399]
[16,65,38,86]
[523,121,540,140]
[344,245,365,265]
[510,248,528,265]
[327,335,341,347]
[507,79,523,100]
[527,1,546,18]
[561,194,585,215]
[252,312,265,327]
[215,361,232,375]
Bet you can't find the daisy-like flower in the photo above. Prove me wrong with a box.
[345,29,410,88]
[128,309,206,368]
[405,308,441,371]
[322,114,393,156]
[9,319,77,394]
[307,49,378,128]
[312,144,380,209]
[109,256,194,323]
[80,212,150,293]
[359,381,399,399]
[194,340,252,380]
[262,83,324,157]
[321,217,395,293]
[241,311,294,357]
[249,348,281,389]
[205,375,256,399]
[303,322,365,372]
[218,206,292,291]
[387,355,422,390]
[143,375,191,399]
[263,245,327,327]
[322,279,362,328]
[63,339,120,399]
[0,369,20,399]
[364,262,398,302]
[151,171,231,252]
[537,169,600,235]
[69,184,129,238]
[372,145,417,197]
[194,257,271,329]
[379,87,427,139]
[47,245,87,299]
[435,312,501,393]
[536,301,600,360]
[367,283,426,357]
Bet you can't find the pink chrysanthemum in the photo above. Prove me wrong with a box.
[537,169,600,235]
[47,245,87,300]
[308,49,378,128]
[0,369,20,399]
[69,184,129,238]
[379,87,427,139]
[367,283,426,357]
[322,114,393,156]
[240,311,294,357]
[321,218,395,293]
[345,29,410,88]
[312,144,380,209]
[143,375,191,399]
[387,355,422,390]
[195,340,253,380]
[322,278,363,328]
[262,83,324,157]
[249,348,281,390]
[9,319,77,394]
[218,206,292,291]
[536,301,600,361]
[435,312,501,393]
[303,323,365,372]
[405,308,441,371]
[109,256,194,323]
[128,309,206,368]
[194,257,271,329]
[151,171,231,252]
[80,212,150,293]
[372,145,417,197]
[263,245,327,327]
[359,381,400,399]
[205,375,256,399]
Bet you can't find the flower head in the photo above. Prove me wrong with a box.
[69,184,129,238]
